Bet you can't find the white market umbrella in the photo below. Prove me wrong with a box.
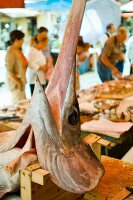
[80,0,121,44]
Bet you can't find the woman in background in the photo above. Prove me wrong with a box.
[5,30,27,104]
[26,36,49,95]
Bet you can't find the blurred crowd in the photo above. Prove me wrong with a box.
[3,24,133,104]
[5,27,54,104]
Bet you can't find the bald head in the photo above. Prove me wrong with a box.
[117,27,127,43]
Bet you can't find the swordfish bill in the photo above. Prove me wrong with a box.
[35,0,104,193]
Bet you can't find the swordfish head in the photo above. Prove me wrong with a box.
[33,67,104,193]
[31,0,104,193]
[45,0,86,153]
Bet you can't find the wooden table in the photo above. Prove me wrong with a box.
[0,121,20,132]
[20,156,133,200]
[98,156,133,199]
[82,128,133,147]
[81,118,133,156]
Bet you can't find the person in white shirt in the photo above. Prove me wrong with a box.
[37,27,54,85]
[26,37,48,95]
[129,40,133,74]
[100,23,116,49]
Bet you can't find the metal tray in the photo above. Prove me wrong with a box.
[94,99,120,111]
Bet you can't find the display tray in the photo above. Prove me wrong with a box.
[99,90,133,100]
[92,114,129,122]
[99,156,133,199]
[94,99,120,110]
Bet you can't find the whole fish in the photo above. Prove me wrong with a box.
[0,0,104,197]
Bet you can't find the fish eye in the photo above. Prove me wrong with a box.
[68,107,79,125]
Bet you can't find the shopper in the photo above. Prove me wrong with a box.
[26,36,48,95]
[97,27,127,82]
[5,30,27,104]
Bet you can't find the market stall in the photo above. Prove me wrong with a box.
[1,76,133,152]
[0,0,133,199]
[78,76,133,158]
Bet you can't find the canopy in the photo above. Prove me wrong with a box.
[25,0,72,11]
[0,0,24,8]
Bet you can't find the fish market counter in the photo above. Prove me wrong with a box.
[20,156,133,200]
[1,77,133,152]
[78,77,133,153]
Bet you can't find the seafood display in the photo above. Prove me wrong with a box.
[78,77,133,101]
[0,0,104,198]
[94,99,120,111]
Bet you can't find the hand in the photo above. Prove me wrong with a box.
[47,57,53,68]
[40,65,48,72]
[118,53,125,61]
[112,68,122,79]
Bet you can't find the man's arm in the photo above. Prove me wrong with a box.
[101,53,122,79]
[100,38,122,79]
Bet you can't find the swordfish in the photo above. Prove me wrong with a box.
[0,0,104,197]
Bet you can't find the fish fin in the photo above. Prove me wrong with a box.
[0,124,30,152]
[0,87,39,152]
[5,149,37,175]
[0,130,17,152]
[5,129,37,175]
[31,76,62,147]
